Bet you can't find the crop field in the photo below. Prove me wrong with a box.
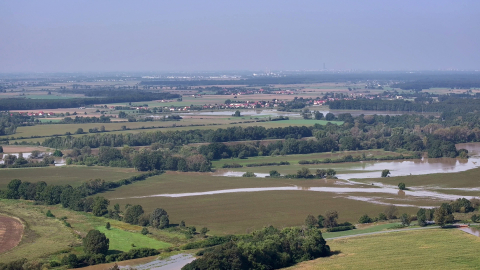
[99,172,421,235]
[4,117,341,144]
[289,229,480,270]
[0,166,143,188]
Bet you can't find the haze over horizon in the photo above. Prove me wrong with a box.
[1,0,479,73]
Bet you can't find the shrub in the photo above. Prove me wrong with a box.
[326,225,355,232]
[378,213,387,221]
[141,227,149,235]
[358,214,372,224]
[398,183,406,190]
[242,172,256,177]
[46,210,55,218]
[105,222,111,230]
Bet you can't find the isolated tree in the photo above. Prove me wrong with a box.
[269,170,280,177]
[200,227,210,236]
[233,110,241,117]
[398,182,406,190]
[150,208,169,229]
[324,210,339,228]
[141,227,149,235]
[305,215,318,228]
[75,128,84,134]
[384,205,398,219]
[400,213,411,226]
[124,205,144,224]
[381,169,390,177]
[105,222,111,230]
[83,230,109,255]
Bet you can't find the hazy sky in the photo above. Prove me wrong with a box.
[1,0,479,72]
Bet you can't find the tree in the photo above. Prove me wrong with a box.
[325,113,335,121]
[400,213,411,226]
[92,197,110,217]
[269,170,280,177]
[180,220,186,227]
[381,169,390,177]
[305,215,318,228]
[83,230,109,255]
[141,227,149,235]
[324,210,338,228]
[105,222,111,230]
[75,128,84,134]
[384,205,398,219]
[398,182,406,190]
[317,215,325,228]
[124,205,144,224]
[434,203,455,227]
[61,254,79,268]
[0,145,3,153]
[200,227,210,236]
[118,111,127,118]
[159,215,170,229]
[242,172,256,177]
[297,167,312,178]
[233,110,241,117]
[314,111,324,120]
[150,208,169,229]
[358,214,372,224]
[378,213,387,221]
[53,149,63,157]
[417,209,427,227]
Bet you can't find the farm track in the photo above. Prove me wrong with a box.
[0,215,24,254]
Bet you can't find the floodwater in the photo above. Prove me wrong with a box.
[180,109,421,117]
[219,171,270,178]
[0,152,65,166]
[111,184,475,203]
[459,227,480,237]
[121,254,195,270]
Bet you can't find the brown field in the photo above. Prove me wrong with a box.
[0,145,50,153]
[100,172,421,235]
[0,215,24,254]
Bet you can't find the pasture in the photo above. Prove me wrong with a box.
[0,166,143,188]
[289,229,480,270]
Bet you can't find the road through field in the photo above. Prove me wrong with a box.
[0,215,24,254]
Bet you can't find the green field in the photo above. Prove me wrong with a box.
[96,226,170,252]
[0,166,143,188]
[4,117,342,144]
[289,229,480,270]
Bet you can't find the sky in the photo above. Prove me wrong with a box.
[0,0,479,72]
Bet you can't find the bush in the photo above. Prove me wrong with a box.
[378,213,387,221]
[105,222,111,230]
[326,225,355,232]
[358,214,372,224]
[398,183,406,190]
[141,227,149,235]
[46,210,55,218]
[242,172,256,177]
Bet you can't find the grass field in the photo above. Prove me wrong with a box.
[96,226,171,252]
[0,166,143,188]
[99,172,421,235]
[288,229,480,270]
[0,200,177,263]
[0,200,80,263]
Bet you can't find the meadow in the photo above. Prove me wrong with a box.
[289,229,480,270]
[0,166,143,188]
[0,200,178,263]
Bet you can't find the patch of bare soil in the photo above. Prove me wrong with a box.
[0,215,24,254]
